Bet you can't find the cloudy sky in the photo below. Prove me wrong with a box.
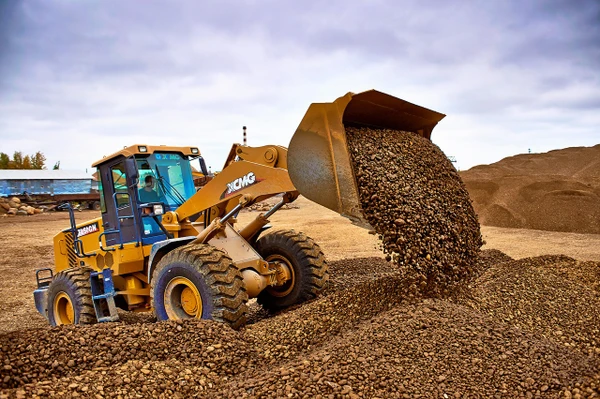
[0,0,598,173]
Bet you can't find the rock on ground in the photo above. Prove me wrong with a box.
[1,251,599,398]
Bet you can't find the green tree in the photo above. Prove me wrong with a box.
[31,151,46,169]
[53,161,60,170]
[0,153,9,169]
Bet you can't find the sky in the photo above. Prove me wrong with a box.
[0,0,598,173]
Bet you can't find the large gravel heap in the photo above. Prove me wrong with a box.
[1,252,599,398]
[345,127,483,290]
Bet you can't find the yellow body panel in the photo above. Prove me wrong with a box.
[53,218,152,310]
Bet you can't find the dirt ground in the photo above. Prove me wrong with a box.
[0,196,598,335]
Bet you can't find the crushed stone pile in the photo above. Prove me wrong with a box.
[345,127,483,291]
[230,300,598,399]
[1,252,599,398]
[461,144,600,234]
[460,255,600,356]
[0,320,253,392]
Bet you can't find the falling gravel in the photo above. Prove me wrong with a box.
[346,127,483,291]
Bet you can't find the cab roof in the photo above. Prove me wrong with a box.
[92,144,201,167]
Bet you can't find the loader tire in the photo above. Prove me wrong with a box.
[47,268,96,326]
[151,244,248,330]
[255,229,328,311]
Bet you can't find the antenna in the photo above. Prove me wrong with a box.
[243,126,247,146]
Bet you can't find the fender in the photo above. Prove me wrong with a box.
[147,237,196,283]
[147,225,273,283]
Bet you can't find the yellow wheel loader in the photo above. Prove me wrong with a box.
[33,90,445,329]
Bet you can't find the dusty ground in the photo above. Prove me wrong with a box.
[0,196,598,335]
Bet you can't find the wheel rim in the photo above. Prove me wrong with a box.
[164,277,202,319]
[54,292,75,325]
[266,254,295,297]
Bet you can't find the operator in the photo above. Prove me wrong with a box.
[138,175,161,203]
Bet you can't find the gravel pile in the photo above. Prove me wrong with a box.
[345,127,483,292]
[2,254,599,398]
[462,255,600,355]
[325,256,400,292]
[477,249,514,267]
[0,320,254,394]
[460,144,600,234]
[229,300,598,399]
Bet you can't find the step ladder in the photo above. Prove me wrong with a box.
[90,269,120,322]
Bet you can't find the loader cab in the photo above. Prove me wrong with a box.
[93,145,204,248]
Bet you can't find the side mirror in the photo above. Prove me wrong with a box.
[198,156,209,176]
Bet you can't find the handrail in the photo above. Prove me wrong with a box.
[58,203,94,258]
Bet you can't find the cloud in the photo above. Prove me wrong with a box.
[0,0,598,174]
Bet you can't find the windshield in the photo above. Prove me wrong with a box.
[135,152,196,208]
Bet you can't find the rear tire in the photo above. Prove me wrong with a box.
[255,229,328,311]
[47,268,96,326]
[150,244,248,329]
[91,201,101,211]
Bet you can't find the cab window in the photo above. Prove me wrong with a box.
[110,162,130,207]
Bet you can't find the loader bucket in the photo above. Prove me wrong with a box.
[287,89,446,228]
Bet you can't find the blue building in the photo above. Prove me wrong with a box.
[0,170,96,197]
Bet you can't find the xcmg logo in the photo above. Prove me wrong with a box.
[222,172,263,198]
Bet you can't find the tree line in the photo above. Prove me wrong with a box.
[0,151,60,170]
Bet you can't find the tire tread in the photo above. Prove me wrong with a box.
[48,267,96,326]
[150,244,248,329]
[255,229,329,311]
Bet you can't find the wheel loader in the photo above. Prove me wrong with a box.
[33,90,445,328]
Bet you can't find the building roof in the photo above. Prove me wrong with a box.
[0,170,95,180]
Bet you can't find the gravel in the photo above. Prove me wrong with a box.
[345,127,483,293]
[1,252,599,398]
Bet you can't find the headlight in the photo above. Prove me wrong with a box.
[153,204,164,215]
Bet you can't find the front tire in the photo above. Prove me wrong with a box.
[47,268,96,326]
[255,230,328,311]
[150,244,248,329]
